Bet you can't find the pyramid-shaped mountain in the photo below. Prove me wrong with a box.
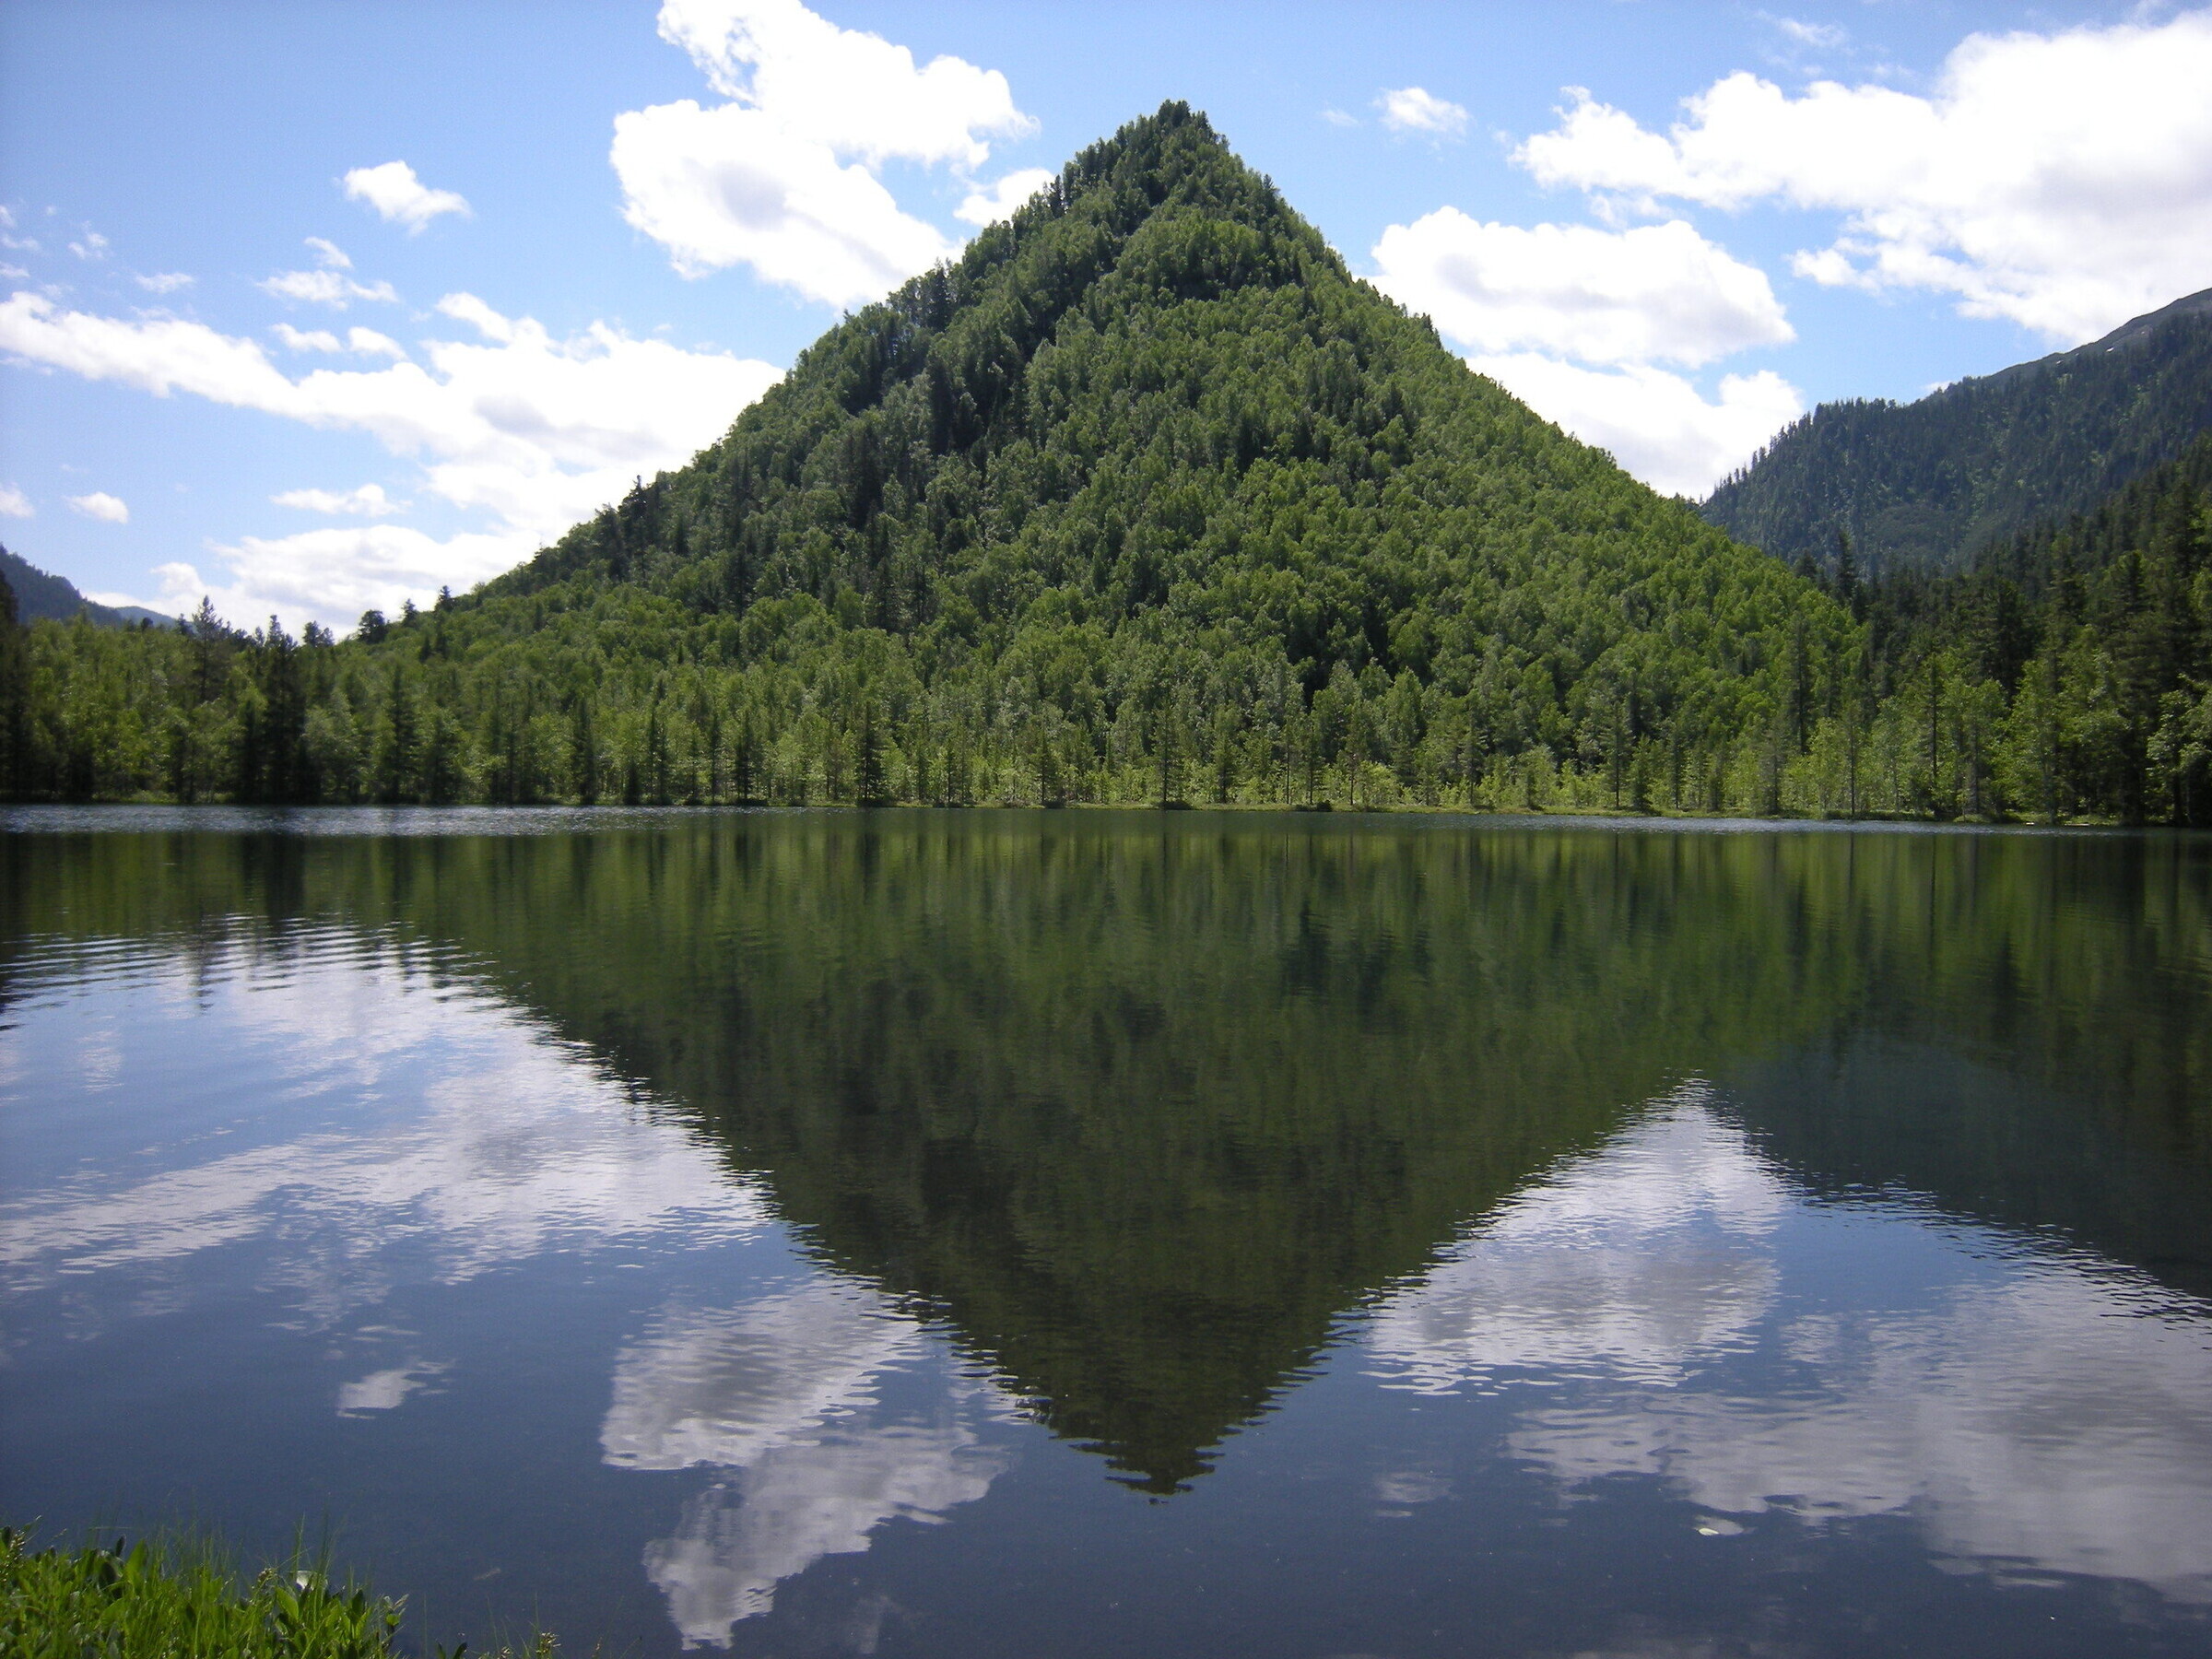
[466,102,1837,769]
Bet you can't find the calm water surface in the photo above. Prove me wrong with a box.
[3,808,2209,1657]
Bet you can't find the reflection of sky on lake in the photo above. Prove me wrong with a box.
[1364,1093,2212,1603]
[604,1283,1011,1645]
[0,937,767,1313]
[0,934,1007,1645]
[8,919,2212,1654]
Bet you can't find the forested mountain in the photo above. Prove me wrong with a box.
[1704,288,2212,574]
[2,104,2206,821]
[1813,429,2212,821]
[0,545,169,628]
[1,103,1850,816]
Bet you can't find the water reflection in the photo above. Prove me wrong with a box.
[605,1283,1011,1644]
[1369,1092,2212,1603]
[5,812,2211,1656]
[0,941,765,1314]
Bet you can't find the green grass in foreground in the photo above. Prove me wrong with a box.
[0,1528,555,1659]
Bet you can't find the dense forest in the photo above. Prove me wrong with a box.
[1704,287,2212,576]
[1,104,2207,823]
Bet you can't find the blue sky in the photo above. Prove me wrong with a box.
[4,0,2208,630]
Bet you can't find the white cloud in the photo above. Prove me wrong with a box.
[274,324,344,353]
[655,0,1031,169]
[1372,213,1793,367]
[1378,86,1468,138]
[1514,12,2212,342]
[68,229,109,261]
[955,167,1054,228]
[261,269,399,309]
[347,327,407,360]
[1369,209,1800,492]
[273,483,402,517]
[1321,108,1359,129]
[0,288,782,625]
[2,206,41,256]
[342,161,473,232]
[276,323,406,360]
[0,483,31,518]
[65,490,129,524]
[614,100,957,303]
[135,271,194,294]
[1472,353,1804,498]
[260,238,396,309]
[1771,17,1846,52]
[615,0,1034,306]
[433,290,516,343]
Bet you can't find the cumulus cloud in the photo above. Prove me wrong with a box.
[274,324,344,353]
[655,0,1031,168]
[273,483,402,517]
[955,167,1054,228]
[260,239,398,309]
[135,271,194,294]
[1372,213,1793,367]
[0,288,782,624]
[261,268,399,308]
[1378,86,1468,138]
[65,490,129,524]
[0,483,32,518]
[1370,208,1801,494]
[68,229,109,261]
[1514,11,2212,341]
[614,0,1034,306]
[342,161,472,232]
[346,327,407,360]
[1473,354,1802,498]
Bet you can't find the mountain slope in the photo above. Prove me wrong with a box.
[7,103,1849,812]
[1703,288,2212,575]
[462,102,1843,768]
[0,544,170,628]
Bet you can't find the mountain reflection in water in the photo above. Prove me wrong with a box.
[2,808,2208,1657]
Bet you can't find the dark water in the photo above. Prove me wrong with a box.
[4,808,2211,1658]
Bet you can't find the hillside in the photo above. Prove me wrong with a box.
[0,544,170,628]
[1703,288,2212,574]
[1818,429,2212,822]
[4,102,1852,815]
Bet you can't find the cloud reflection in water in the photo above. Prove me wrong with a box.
[604,1282,1008,1646]
[1365,1091,2212,1602]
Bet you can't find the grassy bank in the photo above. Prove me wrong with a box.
[0,1528,554,1659]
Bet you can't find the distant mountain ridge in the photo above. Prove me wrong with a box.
[0,544,171,628]
[1702,287,2212,574]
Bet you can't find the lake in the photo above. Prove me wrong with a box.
[3,807,2209,1658]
